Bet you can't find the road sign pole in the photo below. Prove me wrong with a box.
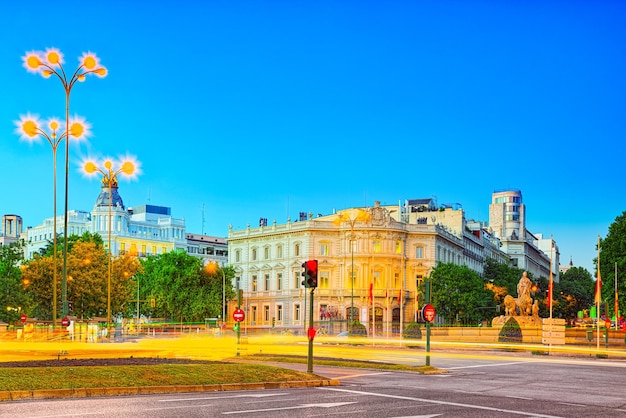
[425,322,431,366]
[236,279,241,356]
[307,287,315,373]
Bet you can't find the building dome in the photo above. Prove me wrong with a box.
[94,183,125,210]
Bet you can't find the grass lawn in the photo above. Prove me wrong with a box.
[0,362,321,392]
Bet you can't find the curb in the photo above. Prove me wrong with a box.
[0,379,340,402]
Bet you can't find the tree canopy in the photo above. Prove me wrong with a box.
[0,241,31,324]
[429,262,495,324]
[136,250,235,323]
[599,210,626,317]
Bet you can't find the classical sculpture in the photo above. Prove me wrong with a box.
[492,271,541,327]
[516,271,533,316]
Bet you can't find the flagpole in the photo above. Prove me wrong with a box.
[549,238,553,322]
[596,235,601,351]
[615,261,619,331]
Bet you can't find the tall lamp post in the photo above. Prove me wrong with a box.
[83,157,139,339]
[14,114,90,325]
[333,208,371,326]
[22,48,107,321]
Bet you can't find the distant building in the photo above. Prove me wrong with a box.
[186,233,228,266]
[0,214,22,247]
[227,200,511,332]
[25,182,187,259]
[488,189,558,281]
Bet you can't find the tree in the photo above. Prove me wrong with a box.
[555,266,594,321]
[429,263,495,324]
[483,258,528,313]
[0,241,31,323]
[599,211,626,317]
[137,250,235,323]
[21,232,138,320]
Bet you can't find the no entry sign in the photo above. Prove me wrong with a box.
[233,309,245,322]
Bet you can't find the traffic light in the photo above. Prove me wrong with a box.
[68,301,73,313]
[301,260,318,288]
[234,322,240,332]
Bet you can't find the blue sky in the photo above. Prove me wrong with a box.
[1,1,624,274]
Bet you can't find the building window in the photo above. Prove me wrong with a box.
[294,243,300,256]
[416,246,424,259]
[264,274,270,291]
[395,240,402,254]
[264,246,270,260]
[294,303,300,321]
[276,245,283,259]
[319,271,329,289]
[263,305,270,323]
[235,249,241,262]
[252,248,257,261]
[373,271,381,288]
[252,275,258,292]
[394,272,400,289]
[320,242,329,256]
[276,305,283,322]
[277,273,283,290]
[251,305,257,325]
[294,271,299,288]
[373,240,381,253]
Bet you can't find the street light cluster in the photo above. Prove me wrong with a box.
[16,48,140,333]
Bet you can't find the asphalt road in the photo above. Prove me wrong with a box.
[4,351,626,417]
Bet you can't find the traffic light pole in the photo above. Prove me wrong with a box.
[236,278,241,357]
[307,287,315,373]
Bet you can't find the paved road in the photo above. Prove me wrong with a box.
[4,351,626,417]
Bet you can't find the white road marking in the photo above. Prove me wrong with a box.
[221,401,357,414]
[319,387,565,418]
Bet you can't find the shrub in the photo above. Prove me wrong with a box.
[403,322,422,339]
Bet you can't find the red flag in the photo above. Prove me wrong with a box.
[595,267,602,304]
[369,283,373,301]
[595,235,602,305]
[398,288,402,302]
[547,281,554,308]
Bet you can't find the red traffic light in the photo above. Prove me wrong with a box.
[302,260,318,288]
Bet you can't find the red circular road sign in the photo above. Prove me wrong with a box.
[422,304,436,323]
[233,309,245,322]
[20,314,27,323]
[61,317,70,327]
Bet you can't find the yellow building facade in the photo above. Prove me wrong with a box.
[227,201,466,335]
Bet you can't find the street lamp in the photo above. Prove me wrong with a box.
[83,157,139,339]
[333,208,371,326]
[21,48,107,321]
[14,114,91,325]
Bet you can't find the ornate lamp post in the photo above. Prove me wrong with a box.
[21,48,107,321]
[83,157,139,339]
[14,114,91,325]
[333,208,371,326]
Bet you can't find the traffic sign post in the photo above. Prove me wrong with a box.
[233,309,245,322]
[307,287,315,373]
[20,314,27,323]
[422,303,436,367]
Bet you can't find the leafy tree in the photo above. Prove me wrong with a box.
[0,241,31,324]
[429,263,494,324]
[483,258,527,314]
[137,250,235,323]
[599,211,626,317]
[555,266,594,320]
[21,232,138,321]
